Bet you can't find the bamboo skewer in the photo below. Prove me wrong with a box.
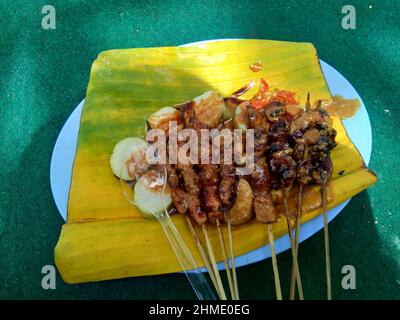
[315,99,332,300]
[226,214,239,300]
[202,224,227,300]
[290,183,304,299]
[267,223,282,300]
[216,219,236,300]
[321,182,332,300]
[290,93,311,299]
[185,216,222,299]
[283,197,304,300]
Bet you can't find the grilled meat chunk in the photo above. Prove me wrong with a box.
[253,127,269,160]
[229,178,254,226]
[203,186,221,212]
[251,157,271,192]
[270,155,297,189]
[219,164,236,206]
[170,188,207,225]
[198,164,224,223]
[166,164,180,189]
[199,164,219,187]
[181,166,200,196]
[253,192,278,224]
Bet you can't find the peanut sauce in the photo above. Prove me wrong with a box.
[127,150,149,180]
[249,62,263,72]
[276,184,335,218]
[320,95,361,119]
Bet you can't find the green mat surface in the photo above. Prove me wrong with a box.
[0,0,399,299]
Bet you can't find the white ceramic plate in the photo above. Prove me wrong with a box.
[50,40,371,270]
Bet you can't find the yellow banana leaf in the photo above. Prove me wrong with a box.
[54,39,377,284]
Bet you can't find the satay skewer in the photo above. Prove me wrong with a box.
[265,101,304,299]
[266,223,282,300]
[166,163,226,299]
[321,177,332,299]
[216,218,236,300]
[289,93,311,299]
[283,195,304,300]
[202,224,227,300]
[290,183,304,299]
[315,100,333,300]
[226,213,239,300]
[185,216,222,299]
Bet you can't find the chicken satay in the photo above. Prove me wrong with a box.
[246,105,269,161]
[289,96,337,300]
[199,158,236,299]
[198,164,224,223]
[218,120,237,209]
[253,192,278,224]
[250,157,278,224]
[166,164,207,225]
[245,105,280,224]
[248,156,281,299]
[219,164,236,207]
[270,155,297,190]
[257,98,308,300]
[165,164,181,189]
[178,165,201,196]
[247,104,270,131]
[264,102,297,196]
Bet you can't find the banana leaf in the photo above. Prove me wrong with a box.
[54,39,377,284]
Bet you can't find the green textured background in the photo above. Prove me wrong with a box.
[0,0,399,300]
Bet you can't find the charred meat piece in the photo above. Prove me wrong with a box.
[269,119,290,142]
[269,141,292,157]
[219,164,236,206]
[289,109,333,136]
[180,166,200,196]
[247,104,270,131]
[297,159,314,185]
[167,162,207,225]
[198,164,224,222]
[270,155,297,189]
[253,127,269,160]
[293,143,308,162]
[166,164,180,189]
[265,106,297,195]
[199,164,219,187]
[250,157,271,192]
[249,157,279,223]
[170,188,188,214]
[187,192,208,225]
[312,154,333,185]
[203,186,221,212]
[313,132,337,153]
[170,188,207,225]
[290,103,337,188]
